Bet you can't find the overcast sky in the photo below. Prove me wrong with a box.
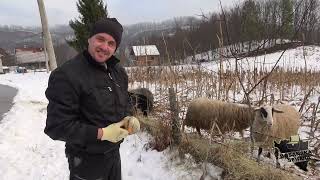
[0,0,242,27]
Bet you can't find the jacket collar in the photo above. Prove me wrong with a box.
[83,50,120,70]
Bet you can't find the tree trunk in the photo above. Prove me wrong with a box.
[169,87,181,145]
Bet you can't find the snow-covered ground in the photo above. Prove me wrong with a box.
[184,45,320,72]
[200,45,320,72]
[0,72,222,180]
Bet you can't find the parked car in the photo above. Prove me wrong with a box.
[16,67,27,73]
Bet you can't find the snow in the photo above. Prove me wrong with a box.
[0,72,217,180]
[200,45,320,72]
[132,45,160,56]
[185,45,320,72]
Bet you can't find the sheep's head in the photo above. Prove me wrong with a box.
[254,105,283,126]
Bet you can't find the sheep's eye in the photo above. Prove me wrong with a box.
[260,108,268,118]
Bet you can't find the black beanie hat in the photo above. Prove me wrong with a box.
[90,18,123,48]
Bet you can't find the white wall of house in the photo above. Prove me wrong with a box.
[15,50,46,64]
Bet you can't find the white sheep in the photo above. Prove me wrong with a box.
[252,104,300,167]
[184,97,255,136]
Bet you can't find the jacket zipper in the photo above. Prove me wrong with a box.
[108,73,121,87]
[104,63,120,118]
[104,63,121,87]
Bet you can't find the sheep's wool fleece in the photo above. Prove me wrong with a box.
[185,98,254,134]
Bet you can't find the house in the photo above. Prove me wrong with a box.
[0,48,15,66]
[131,45,160,66]
[0,48,12,73]
[15,47,46,68]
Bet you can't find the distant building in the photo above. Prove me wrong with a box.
[130,45,160,66]
[0,48,8,56]
[15,47,46,68]
[0,54,9,73]
[0,48,15,66]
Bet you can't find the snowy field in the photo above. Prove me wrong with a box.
[196,45,320,72]
[181,45,320,72]
[0,72,223,180]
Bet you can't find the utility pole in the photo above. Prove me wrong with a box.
[42,32,49,73]
[37,0,57,71]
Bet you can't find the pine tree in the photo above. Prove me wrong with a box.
[241,0,261,51]
[68,0,108,52]
[281,0,294,40]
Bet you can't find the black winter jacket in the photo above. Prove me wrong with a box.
[45,51,131,154]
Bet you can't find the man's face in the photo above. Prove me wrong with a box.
[88,33,117,63]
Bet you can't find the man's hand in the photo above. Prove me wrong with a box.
[123,116,140,135]
[100,120,129,143]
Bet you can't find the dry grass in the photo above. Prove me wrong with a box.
[179,134,300,180]
[138,116,172,151]
[139,115,300,179]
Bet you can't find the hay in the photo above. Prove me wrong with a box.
[179,134,300,180]
[138,116,172,151]
[138,116,162,134]
[139,116,300,179]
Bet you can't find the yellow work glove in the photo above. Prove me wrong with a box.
[101,120,129,143]
[123,116,140,135]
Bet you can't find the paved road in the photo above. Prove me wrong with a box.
[0,84,17,121]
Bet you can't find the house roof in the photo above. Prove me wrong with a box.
[132,45,160,56]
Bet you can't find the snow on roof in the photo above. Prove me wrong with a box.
[132,45,160,56]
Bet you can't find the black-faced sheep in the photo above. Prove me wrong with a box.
[184,98,255,136]
[128,88,154,116]
[252,104,300,167]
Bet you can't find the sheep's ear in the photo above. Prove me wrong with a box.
[272,107,283,113]
[253,107,260,112]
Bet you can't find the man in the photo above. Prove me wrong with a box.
[45,17,140,180]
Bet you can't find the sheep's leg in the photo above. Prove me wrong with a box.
[275,148,280,168]
[250,126,254,155]
[265,147,271,158]
[239,130,244,138]
[257,147,262,163]
[196,127,202,137]
[143,110,148,116]
[266,152,271,158]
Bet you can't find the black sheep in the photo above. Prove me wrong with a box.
[128,88,154,116]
